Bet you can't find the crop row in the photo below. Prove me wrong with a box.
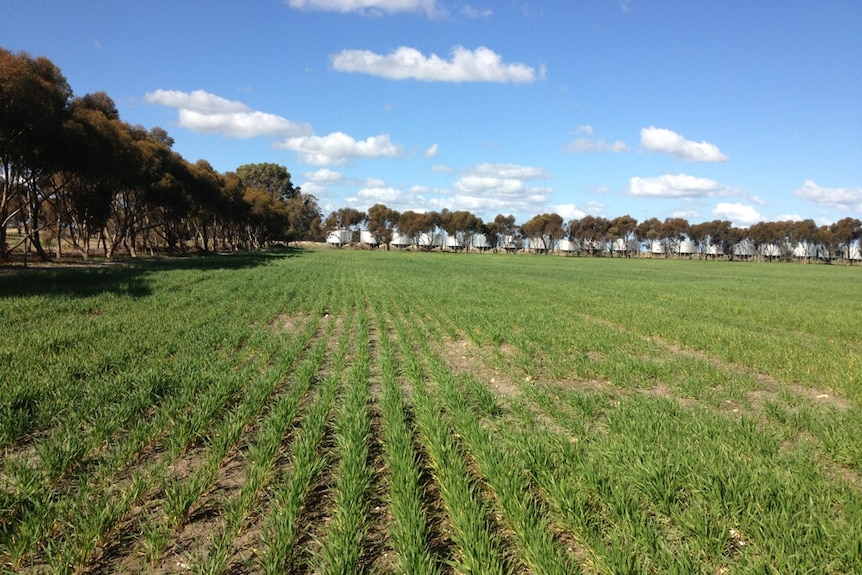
[1,249,859,573]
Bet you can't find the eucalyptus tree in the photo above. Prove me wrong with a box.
[366,203,400,249]
[0,48,72,260]
[492,214,518,252]
[324,207,366,242]
[831,217,861,264]
[398,210,441,250]
[49,92,137,258]
[575,215,611,256]
[521,212,564,254]
[608,215,638,257]
[440,209,482,251]
[636,217,661,255]
[236,162,297,201]
[657,217,689,258]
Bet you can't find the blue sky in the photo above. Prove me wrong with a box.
[4,0,861,226]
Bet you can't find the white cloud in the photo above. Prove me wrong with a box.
[794,180,862,213]
[777,214,803,222]
[466,162,551,180]
[144,89,311,139]
[365,177,387,187]
[640,126,728,162]
[575,124,594,135]
[713,203,761,227]
[356,186,402,203]
[566,137,629,153]
[556,203,587,220]
[628,173,737,198]
[672,209,700,219]
[446,162,554,216]
[460,5,492,18]
[431,164,454,173]
[424,143,439,158]
[330,45,544,83]
[303,168,344,183]
[346,185,432,213]
[286,0,438,16]
[276,131,402,165]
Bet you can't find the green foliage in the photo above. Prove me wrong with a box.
[0,250,859,573]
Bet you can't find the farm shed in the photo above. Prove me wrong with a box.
[558,239,578,253]
[326,229,352,246]
[706,244,724,257]
[471,233,491,251]
[446,235,463,250]
[499,234,519,252]
[390,232,412,249]
[417,232,444,249]
[760,244,783,260]
[359,230,378,247]
[649,241,665,255]
[611,238,627,254]
[733,240,756,258]
[677,240,697,256]
[793,243,819,259]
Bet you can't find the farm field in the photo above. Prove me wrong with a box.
[1,248,861,574]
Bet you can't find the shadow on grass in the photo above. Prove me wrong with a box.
[0,247,306,299]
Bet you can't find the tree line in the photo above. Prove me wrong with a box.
[1,48,323,262]
[3,48,860,264]
[325,206,862,262]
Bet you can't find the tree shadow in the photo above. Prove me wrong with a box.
[0,247,306,299]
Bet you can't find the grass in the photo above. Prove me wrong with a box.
[1,248,860,573]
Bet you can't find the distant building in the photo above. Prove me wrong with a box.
[326,229,351,246]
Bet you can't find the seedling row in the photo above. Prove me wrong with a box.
[1,249,859,573]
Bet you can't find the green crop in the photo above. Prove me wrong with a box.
[1,248,859,573]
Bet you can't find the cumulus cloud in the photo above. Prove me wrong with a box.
[566,138,629,153]
[466,162,551,180]
[640,126,728,162]
[276,132,402,165]
[794,180,862,213]
[446,162,554,215]
[346,185,433,213]
[303,168,345,183]
[424,143,439,158]
[330,45,544,83]
[286,0,438,16]
[575,124,594,135]
[556,203,587,220]
[144,89,311,139]
[628,173,737,198]
[713,203,761,227]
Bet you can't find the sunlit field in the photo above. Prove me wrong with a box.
[1,248,860,574]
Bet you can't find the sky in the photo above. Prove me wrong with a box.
[3,0,861,227]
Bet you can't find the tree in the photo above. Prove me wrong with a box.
[0,48,72,260]
[324,207,366,240]
[366,203,400,249]
[236,163,297,201]
[521,213,564,254]
[440,209,482,251]
[636,217,661,255]
[398,210,441,250]
[831,217,861,264]
[52,92,133,258]
[492,214,518,252]
[575,215,611,256]
[657,217,689,258]
[608,215,638,257]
